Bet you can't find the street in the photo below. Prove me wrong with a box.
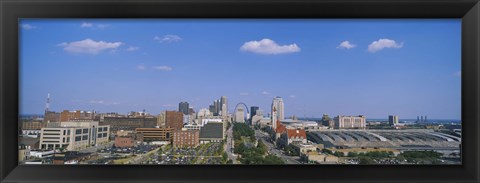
[224,123,238,164]
[254,129,301,164]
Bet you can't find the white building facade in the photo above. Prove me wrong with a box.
[334,115,366,129]
[39,121,110,151]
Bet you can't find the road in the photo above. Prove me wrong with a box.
[224,123,238,164]
[254,129,301,164]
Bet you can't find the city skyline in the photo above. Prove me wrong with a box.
[20,19,461,119]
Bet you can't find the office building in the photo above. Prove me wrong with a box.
[173,129,199,148]
[60,110,95,122]
[179,102,189,115]
[334,115,366,129]
[214,100,220,116]
[166,111,184,131]
[250,106,259,121]
[389,115,399,126]
[220,96,228,116]
[39,121,110,151]
[209,105,215,114]
[135,128,173,142]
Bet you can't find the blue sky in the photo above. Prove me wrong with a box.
[19,19,461,119]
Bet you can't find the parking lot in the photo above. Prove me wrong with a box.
[144,143,225,165]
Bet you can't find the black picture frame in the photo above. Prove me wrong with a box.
[1,0,479,182]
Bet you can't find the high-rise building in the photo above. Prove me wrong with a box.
[424,116,428,122]
[220,96,228,116]
[421,116,424,122]
[388,115,399,126]
[250,106,259,121]
[250,106,259,118]
[166,111,184,131]
[179,102,189,115]
[209,104,215,114]
[214,100,220,116]
[271,96,284,129]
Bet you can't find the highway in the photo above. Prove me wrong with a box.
[254,129,301,164]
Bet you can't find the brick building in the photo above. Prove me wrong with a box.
[166,111,184,131]
[173,129,199,148]
[114,136,135,148]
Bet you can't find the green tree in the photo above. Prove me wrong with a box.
[347,151,358,157]
[222,152,228,162]
[359,156,376,164]
[333,151,344,157]
[263,155,285,164]
[256,141,267,155]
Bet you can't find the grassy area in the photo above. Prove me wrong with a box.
[112,155,135,164]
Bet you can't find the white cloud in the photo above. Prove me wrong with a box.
[289,95,296,98]
[89,100,105,104]
[153,66,173,71]
[21,24,36,30]
[337,41,356,49]
[96,24,109,29]
[261,91,270,95]
[240,38,300,55]
[136,64,146,70]
[367,38,403,53]
[162,104,174,107]
[126,46,140,51]
[154,35,182,43]
[58,39,123,54]
[81,22,109,29]
[240,92,249,96]
[80,22,93,28]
